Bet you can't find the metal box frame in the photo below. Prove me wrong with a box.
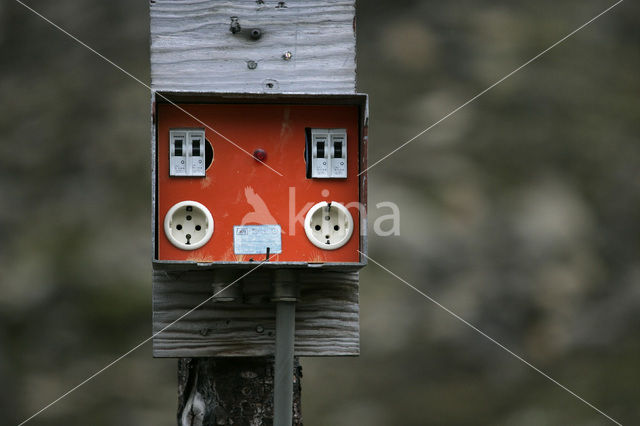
[151,92,369,272]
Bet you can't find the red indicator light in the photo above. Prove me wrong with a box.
[253,149,267,162]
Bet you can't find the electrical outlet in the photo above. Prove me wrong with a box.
[164,201,214,250]
[304,201,354,250]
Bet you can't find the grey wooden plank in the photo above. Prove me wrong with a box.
[150,0,356,93]
[152,269,360,357]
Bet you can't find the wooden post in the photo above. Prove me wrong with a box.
[177,358,302,425]
[150,2,360,424]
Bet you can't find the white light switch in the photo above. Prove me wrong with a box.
[310,128,347,178]
[170,129,206,177]
[330,131,347,178]
[188,132,205,176]
[311,130,330,178]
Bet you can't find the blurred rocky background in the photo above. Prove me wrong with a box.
[1,0,638,424]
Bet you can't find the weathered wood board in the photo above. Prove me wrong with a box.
[153,269,359,357]
[150,0,357,94]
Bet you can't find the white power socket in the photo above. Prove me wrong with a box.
[304,201,354,250]
[164,201,214,250]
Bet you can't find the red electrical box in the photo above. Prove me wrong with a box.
[153,93,368,270]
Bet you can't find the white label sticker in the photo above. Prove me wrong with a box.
[233,225,282,255]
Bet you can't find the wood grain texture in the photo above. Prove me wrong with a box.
[150,0,356,93]
[153,269,359,357]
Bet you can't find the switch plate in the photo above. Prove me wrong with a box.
[330,131,347,178]
[310,130,329,178]
[309,128,347,178]
[169,129,206,177]
[188,132,206,176]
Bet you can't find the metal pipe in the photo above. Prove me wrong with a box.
[274,300,296,426]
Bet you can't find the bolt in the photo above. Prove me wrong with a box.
[282,51,292,61]
[250,28,262,40]
[247,60,258,70]
[229,16,241,34]
[256,325,265,333]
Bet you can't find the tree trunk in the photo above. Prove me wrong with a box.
[177,357,302,426]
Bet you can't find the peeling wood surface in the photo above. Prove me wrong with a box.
[177,357,303,425]
[150,0,357,93]
[153,269,360,357]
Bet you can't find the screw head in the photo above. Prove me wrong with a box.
[250,28,262,40]
[255,325,265,333]
[247,60,258,70]
[282,51,293,60]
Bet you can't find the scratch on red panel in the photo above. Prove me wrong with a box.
[310,253,327,263]
[186,253,214,262]
[201,175,213,189]
[280,107,292,139]
[222,245,236,261]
